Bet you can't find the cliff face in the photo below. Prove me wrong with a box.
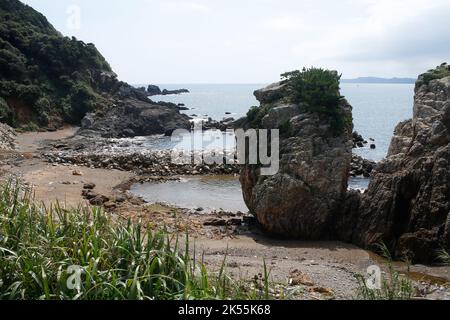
[0,0,190,135]
[343,64,450,263]
[240,69,353,239]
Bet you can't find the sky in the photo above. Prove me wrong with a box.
[20,0,450,84]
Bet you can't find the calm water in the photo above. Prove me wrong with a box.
[130,176,248,213]
[153,83,414,161]
[132,83,414,209]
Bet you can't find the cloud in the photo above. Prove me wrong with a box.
[263,16,305,32]
[20,0,450,82]
[161,1,211,14]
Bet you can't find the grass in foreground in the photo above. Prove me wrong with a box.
[438,250,450,265]
[355,243,414,300]
[0,180,265,300]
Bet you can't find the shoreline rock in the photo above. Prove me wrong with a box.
[44,136,240,176]
[146,84,190,96]
[342,68,450,263]
[240,79,354,239]
[78,98,191,138]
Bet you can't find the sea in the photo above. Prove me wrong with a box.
[130,83,415,212]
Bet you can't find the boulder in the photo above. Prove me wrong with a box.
[78,98,191,138]
[253,82,288,104]
[147,85,162,96]
[240,82,353,239]
[261,104,300,129]
[161,88,190,95]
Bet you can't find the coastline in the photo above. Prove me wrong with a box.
[1,126,448,300]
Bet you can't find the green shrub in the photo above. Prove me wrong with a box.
[281,67,350,134]
[246,104,272,128]
[438,250,450,265]
[422,63,450,84]
[0,96,13,123]
[34,96,50,125]
[17,121,39,132]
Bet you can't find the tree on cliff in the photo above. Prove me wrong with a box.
[246,67,352,135]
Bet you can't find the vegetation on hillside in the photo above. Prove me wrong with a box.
[0,0,113,129]
[421,63,450,85]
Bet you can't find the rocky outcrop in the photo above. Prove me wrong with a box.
[146,85,190,96]
[350,155,376,178]
[147,85,162,96]
[44,137,239,176]
[352,131,376,149]
[240,82,353,239]
[162,88,190,95]
[78,98,191,138]
[342,67,450,263]
[0,123,16,151]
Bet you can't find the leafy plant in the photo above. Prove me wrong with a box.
[0,179,264,300]
[422,63,450,85]
[281,67,350,134]
[355,243,414,300]
[438,250,450,265]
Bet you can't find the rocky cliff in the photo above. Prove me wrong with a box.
[340,64,450,263]
[240,65,450,263]
[240,68,353,239]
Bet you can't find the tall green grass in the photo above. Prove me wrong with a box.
[355,243,414,300]
[0,180,258,300]
[438,250,450,265]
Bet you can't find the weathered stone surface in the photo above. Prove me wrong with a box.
[253,82,288,104]
[344,73,450,263]
[261,104,300,128]
[240,82,353,239]
[0,123,16,151]
[147,85,162,96]
[79,98,191,138]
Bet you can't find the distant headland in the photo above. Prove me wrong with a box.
[341,77,416,84]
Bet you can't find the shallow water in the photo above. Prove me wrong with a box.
[130,83,415,206]
[131,175,367,212]
[130,176,248,213]
[152,83,414,162]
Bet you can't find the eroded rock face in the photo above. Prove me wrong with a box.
[78,98,191,138]
[345,74,450,263]
[240,83,353,239]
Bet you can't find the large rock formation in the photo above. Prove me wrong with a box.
[342,64,450,263]
[78,97,191,138]
[240,77,353,239]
